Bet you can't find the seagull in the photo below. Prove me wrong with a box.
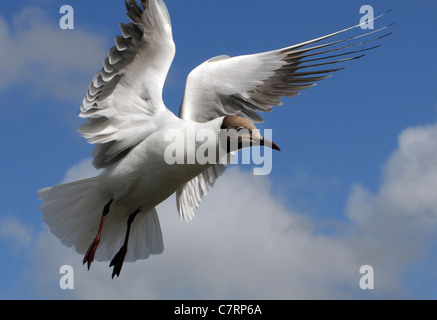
[38,0,391,278]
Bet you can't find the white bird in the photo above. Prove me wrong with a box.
[38,0,391,278]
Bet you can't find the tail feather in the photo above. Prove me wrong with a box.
[38,177,164,263]
[95,208,164,262]
[146,210,163,253]
[38,177,97,202]
[38,177,99,232]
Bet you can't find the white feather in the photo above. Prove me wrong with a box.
[78,0,175,169]
[38,177,163,262]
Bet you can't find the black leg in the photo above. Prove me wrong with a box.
[83,199,113,270]
[110,209,140,278]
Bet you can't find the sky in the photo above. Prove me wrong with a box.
[1,0,437,299]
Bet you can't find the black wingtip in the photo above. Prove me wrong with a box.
[378,9,392,18]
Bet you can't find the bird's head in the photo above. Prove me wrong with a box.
[220,115,280,153]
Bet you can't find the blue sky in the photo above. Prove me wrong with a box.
[1,0,437,299]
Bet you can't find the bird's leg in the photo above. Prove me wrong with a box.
[110,208,140,278]
[83,199,113,270]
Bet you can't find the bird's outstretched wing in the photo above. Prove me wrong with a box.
[79,0,175,169]
[176,11,392,221]
[179,12,392,123]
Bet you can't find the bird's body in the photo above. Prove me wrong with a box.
[100,114,224,212]
[38,0,391,277]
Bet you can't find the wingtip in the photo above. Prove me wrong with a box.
[377,8,393,19]
[353,53,366,60]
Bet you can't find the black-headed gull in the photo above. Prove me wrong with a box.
[38,0,391,278]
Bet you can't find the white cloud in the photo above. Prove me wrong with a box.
[346,123,437,229]
[0,217,32,247]
[344,122,437,297]
[23,122,437,299]
[0,7,107,101]
[380,124,437,216]
[61,158,100,183]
